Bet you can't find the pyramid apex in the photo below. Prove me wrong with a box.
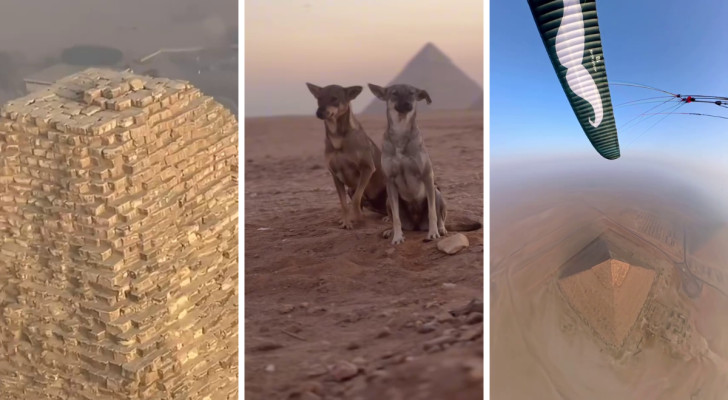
[593,259,630,288]
[412,42,449,61]
[362,42,481,114]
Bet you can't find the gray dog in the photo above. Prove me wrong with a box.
[368,83,447,244]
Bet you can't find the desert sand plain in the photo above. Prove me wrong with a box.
[491,158,728,400]
[244,110,484,399]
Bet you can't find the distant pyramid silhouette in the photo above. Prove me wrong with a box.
[363,43,482,114]
[558,238,655,347]
[470,93,483,110]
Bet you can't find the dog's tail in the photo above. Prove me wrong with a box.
[445,215,482,232]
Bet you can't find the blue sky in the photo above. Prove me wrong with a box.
[491,1,728,168]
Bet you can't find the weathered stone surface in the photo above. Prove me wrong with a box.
[437,233,469,255]
[0,68,238,399]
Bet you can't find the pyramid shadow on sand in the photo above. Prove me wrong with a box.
[558,236,656,348]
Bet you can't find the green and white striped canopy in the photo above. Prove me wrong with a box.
[528,0,620,160]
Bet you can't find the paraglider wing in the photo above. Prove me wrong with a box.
[528,0,620,160]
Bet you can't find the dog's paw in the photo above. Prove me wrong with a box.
[340,219,354,230]
[382,229,392,239]
[427,231,441,241]
[392,229,404,245]
[439,226,448,236]
[382,215,391,223]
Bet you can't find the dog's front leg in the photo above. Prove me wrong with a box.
[424,170,440,241]
[332,175,353,229]
[386,181,404,244]
[350,165,374,222]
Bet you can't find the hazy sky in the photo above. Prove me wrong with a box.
[492,1,728,170]
[245,0,483,117]
[0,0,236,59]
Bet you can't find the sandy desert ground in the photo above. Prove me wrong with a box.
[491,159,728,400]
[244,110,484,399]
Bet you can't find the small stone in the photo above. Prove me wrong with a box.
[437,233,469,254]
[367,369,390,382]
[330,361,359,381]
[251,341,282,352]
[465,312,483,325]
[352,356,366,365]
[424,301,440,309]
[308,306,327,315]
[451,299,484,316]
[306,364,328,378]
[265,364,275,373]
[461,326,484,341]
[341,313,361,323]
[417,321,438,334]
[423,335,457,352]
[377,327,392,338]
[385,248,395,255]
[442,283,457,289]
[279,304,296,314]
[346,341,360,350]
[443,328,458,336]
[436,312,454,323]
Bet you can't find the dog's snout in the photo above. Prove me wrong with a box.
[316,108,325,119]
[395,103,413,113]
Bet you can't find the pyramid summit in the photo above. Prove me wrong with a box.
[558,238,656,347]
[363,42,482,114]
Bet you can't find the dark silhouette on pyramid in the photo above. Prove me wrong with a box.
[363,43,482,114]
[558,237,656,347]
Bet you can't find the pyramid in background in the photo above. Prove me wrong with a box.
[558,238,655,347]
[363,43,482,114]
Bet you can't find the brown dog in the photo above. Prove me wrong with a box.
[306,83,388,229]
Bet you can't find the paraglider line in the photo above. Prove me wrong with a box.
[624,101,686,148]
[611,81,676,96]
[615,95,676,107]
[638,112,728,120]
[618,97,681,131]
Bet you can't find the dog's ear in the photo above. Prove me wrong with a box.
[345,86,362,101]
[306,82,322,98]
[368,84,388,101]
[417,89,432,104]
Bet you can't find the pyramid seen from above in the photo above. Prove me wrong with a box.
[558,238,656,347]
